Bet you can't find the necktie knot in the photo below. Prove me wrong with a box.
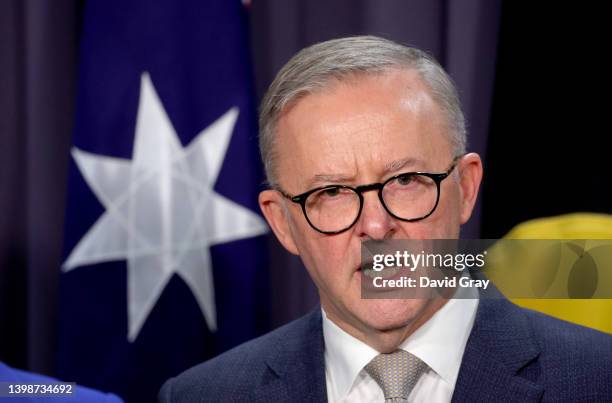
[364,350,427,402]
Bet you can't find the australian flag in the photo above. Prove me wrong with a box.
[58,1,269,402]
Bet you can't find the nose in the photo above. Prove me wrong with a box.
[354,190,397,240]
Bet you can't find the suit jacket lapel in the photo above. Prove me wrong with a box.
[452,298,544,403]
[254,308,328,402]
[250,297,544,402]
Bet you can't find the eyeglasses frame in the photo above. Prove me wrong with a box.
[275,155,463,235]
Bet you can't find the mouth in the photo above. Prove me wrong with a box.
[357,259,401,279]
[357,257,372,276]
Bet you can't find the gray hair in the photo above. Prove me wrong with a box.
[259,35,467,185]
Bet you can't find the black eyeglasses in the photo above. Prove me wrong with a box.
[275,156,462,234]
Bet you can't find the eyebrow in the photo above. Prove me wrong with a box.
[382,157,425,175]
[306,173,356,188]
[303,157,427,189]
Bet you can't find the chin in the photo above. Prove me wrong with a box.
[351,298,430,332]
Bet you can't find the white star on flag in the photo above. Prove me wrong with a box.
[63,72,269,342]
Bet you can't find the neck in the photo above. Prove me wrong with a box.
[323,297,448,353]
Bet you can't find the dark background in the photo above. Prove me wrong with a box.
[0,0,609,378]
[482,2,612,237]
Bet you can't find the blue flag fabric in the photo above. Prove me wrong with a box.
[58,1,269,402]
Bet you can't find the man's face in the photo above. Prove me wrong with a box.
[259,69,482,343]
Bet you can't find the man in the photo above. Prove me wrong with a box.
[160,36,612,402]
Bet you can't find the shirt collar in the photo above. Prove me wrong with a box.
[322,309,379,399]
[399,285,479,387]
[322,285,478,398]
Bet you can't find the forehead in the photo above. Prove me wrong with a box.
[274,69,452,189]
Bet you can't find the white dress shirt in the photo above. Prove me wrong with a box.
[322,287,478,403]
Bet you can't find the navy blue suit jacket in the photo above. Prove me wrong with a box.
[160,298,612,402]
[0,362,122,402]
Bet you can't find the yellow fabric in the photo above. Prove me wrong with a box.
[503,213,612,334]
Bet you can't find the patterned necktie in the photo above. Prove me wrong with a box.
[364,350,428,402]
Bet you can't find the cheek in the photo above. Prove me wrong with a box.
[433,186,462,234]
[299,234,356,283]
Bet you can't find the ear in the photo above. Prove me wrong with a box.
[259,189,300,255]
[457,152,483,224]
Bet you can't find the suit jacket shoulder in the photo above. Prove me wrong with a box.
[522,306,612,398]
[160,298,612,403]
[452,298,612,403]
[159,308,327,402]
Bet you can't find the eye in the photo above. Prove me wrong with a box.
[396,174,414,186]
[323,187,341,197]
